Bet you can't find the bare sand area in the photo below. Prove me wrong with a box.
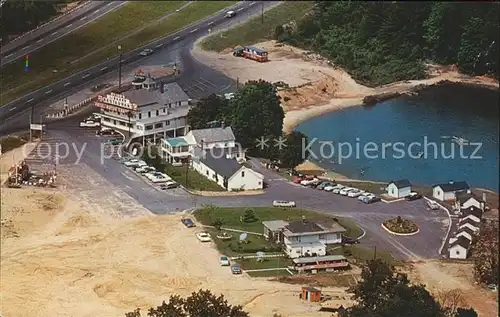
[192,40,499,134]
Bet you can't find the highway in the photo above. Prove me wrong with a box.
[0,1,127,66]
[0,1,278,135]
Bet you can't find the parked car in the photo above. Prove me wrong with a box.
[292,176,303,184]
[219,255,230,266]
[160,181,179,189]
[196,232,211,242]
[348,189,365,198]
[139,48,154,56]
[300,178,318,186]
[332,185,346,194]
[225,10,236,18]
[339,187,355,196]
[309,179,323,188]
[405,192,422,201]
[342,236,360,245]
[358,193,374,201]
[96,127,114,136]
[136,166,155,174]
[427,200,440,210]
[181,218,195,228]
[124,159,146,167]
[273,200,296,207]
[230,264,242,274]
[316,181,332,190]
[363,196,381,204]
[80,119,100,127]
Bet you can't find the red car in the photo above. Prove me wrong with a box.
[293,177,303,184]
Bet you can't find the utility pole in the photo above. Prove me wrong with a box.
[118,45,122,91]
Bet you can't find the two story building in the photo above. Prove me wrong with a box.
[95,75,191,145]
[432,181,470,202]
[262,217,347,259]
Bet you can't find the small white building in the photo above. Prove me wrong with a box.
[455,192,485,211]
[455,227,476,242]
[432,181,470,201]
[278,218,346,259]
[458,218,480,232]
[386,179,412,198]
[448,236,471,259]
[191,147,263,191]
[460,206,483,223]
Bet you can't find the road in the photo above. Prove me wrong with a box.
[1,1,127,66]
[0,1,278,135]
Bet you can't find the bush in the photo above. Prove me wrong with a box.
[383,217,419,234]
[243,209,258,223]
[212,218,223,230]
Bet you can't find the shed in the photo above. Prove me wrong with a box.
[386,179,412,198]
[448,236,471,259]
[432,181,470,201]
[301,286,321,302]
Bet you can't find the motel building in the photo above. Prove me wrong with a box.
[94,75,191,145]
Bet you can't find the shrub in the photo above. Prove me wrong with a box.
[243,208,258,223]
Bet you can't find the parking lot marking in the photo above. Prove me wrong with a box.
[22,45,30,50]
[9,107,16,112]
[27,98,34,102]
[51,31,58,36]
[156,43,163,48]
[82,74,89,79]
[249,2,256,6]
[45,90,52,94]
[207,21,213,25]
[5,53,13,58]
[80,16,86,21]
[174,36,180,40]
[94,9,100,13]
[64,82,71,86]
[237,7,244,12]
[36,38,44,43]
[100,66,107,71]
[66,23,73,28]
[189,28,198,33]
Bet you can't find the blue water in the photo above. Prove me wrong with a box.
[295,84,499,191]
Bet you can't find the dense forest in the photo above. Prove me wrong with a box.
[0,1,75,41]
[284,2,499,86]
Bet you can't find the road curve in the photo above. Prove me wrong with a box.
[0,1,127,67]
[0,1,277,131]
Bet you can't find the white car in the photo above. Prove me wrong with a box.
[225,10,236,18]
[196,232,212,242]
[300,178,318,186]
[358,193,375,201]
[80,120,100,127]
[139,48,153,56]
[135,166,155,174]
[332,185,346,194]
[219,255,230,266]
[324,185,338,192]
[224,92,235,100]
[124,159,146,167]
[339,187,355,196]
[273,200,296,207]
[348,189,365,198]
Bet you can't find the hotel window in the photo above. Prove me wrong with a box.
[156,110,159,116]
[162,108,166,113]
[154,123,163,129]
[145,125,153,130]
[165,120,170,126]
[139,113,142,119]
[148,111,151,118]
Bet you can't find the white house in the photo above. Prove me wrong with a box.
[455,191,485,211]
[448,236,471,259]
[386,179,412,198]
[263,217,346,259]
[432,181,470,201]
[160,126,244,165]
[460,206,483,223]
[455,227,476,242]
[458,218,480,232]
[190,147,263,191]
[95,76,191,145]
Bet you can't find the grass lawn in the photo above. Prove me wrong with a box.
[0,135,29,153]
[194,206,364,238]
[200,1,315,52]
[0,1,237,106]
[164,164,225,192]
[236,256,292,271]
[329,245,402,266]
[206,228,280,257]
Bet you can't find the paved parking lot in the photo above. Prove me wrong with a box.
[33,121,451,260]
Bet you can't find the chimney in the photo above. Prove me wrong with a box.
[159,81,164,93]
[221,120,225,129]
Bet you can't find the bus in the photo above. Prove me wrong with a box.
[292,255,349,274]
[233,46,268,62]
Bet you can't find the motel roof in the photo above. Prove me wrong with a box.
[293,255,347,264]
[449,236,471,249]
[389,179,411,189]
[456,192,483,204]
[262,220,289,231]
[461,206,483,221]
[199,147,242,178]
[121,82,189,107]
[189,127,235,144]
[285,218,346,234]
[433,181,470,192]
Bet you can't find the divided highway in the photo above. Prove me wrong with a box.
[0,1,277,134]
[1,1,127,66]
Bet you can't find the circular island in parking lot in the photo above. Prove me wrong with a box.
[382,216,419,235]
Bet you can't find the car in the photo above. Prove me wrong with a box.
[273,200,296,207]
[309,179,323,188]
[331,185,346,194]
[300,178,318,186]
[96,128,114,136]
[90,83,111,92]
[339,187,355,196]
[139,48,154,56]
[323,185,336,192]
[196,232,211,242]
[225,10,236,18]
[224,92,235,100]
[160,181,179,189]
[80,120,100,127]
[219,255,230,266]
[292,176,303,184]
[358,193,374,201]
[136,166,155,173]
[363,196,381,204]
[342,236,360,245]
[317,181,334,190]
[230,264,242,274]
[181,218,195,228]
[348,189,365,198]
[427,200,440,210]
[405,192,422,201]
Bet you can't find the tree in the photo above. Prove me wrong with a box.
[226,80,284,152]
[126,289,249,317]
[341,259,446,317]
[243,208,257,223]
[436,289,469,317]
[472,220,499,285]
[277,131,309,168]
[187,94,228,130]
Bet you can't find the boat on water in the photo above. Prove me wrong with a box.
[452,136,469,145]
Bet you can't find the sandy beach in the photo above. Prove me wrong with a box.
[192,40,499,134]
